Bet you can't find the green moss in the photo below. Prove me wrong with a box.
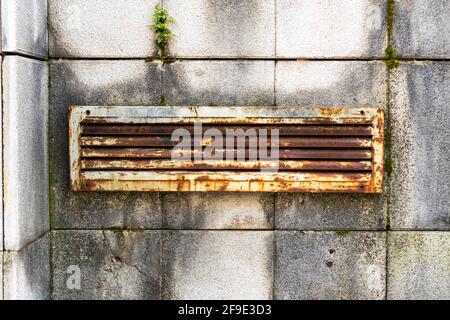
[385,157,393,178]
[385,46,400,70]
[335,230,350,237]
[386,204,392,230]
[384,0,397,230]
[151,4,175,62]
[384,129,393,178]
[385,0,399,69]
[159,94,166,106]
[386,0,395,33]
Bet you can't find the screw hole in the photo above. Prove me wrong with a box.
[360,110,365,115]
[86,110,91,116]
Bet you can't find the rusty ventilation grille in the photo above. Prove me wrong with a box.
[69,106,384,193]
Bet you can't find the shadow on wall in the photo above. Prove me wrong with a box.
[49,60,163,230]
[158,2,389,300]
[49,1,389,299]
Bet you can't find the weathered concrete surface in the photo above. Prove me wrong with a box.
[0,252,3,300]
[395,0,450,58]
[52,230,161,300]
[164,0,275,58]
[390,62,450,230]
[0,57,2,251]
[276,61,386,107]
[276,0,386,58]
[1,0,48,58]
[275,194,386,230]
[275,60,387,231]
[2,56,49,250]
[49,0,159,58]
[275,231,386,300]
[163,193,274,229]
[40,0,450,301]
[163,231,273,300]
[49,60,162,229]
[3,234,50,300]
[163,61,274,106]
[388,232,450,300]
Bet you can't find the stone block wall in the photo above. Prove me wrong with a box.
[1,0,50,299]
[1,0,449,300]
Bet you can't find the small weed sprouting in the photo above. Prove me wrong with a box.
[151,4,174,61]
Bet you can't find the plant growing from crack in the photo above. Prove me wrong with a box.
[151,4,174,62]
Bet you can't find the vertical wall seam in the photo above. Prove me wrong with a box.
[385,68,391,300]
[160,0,165,300]
[2,54,5,302]
[160,229,164,300]
[272,0,277,301]
[273,0,277,107]
[272,226,276,300]
[45,0,52,299]
[384,0,397,300]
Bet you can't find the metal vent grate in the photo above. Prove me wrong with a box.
[69,106,384,193]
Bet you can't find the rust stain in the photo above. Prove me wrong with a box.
[70,106,384,193]
[319,108,344,116]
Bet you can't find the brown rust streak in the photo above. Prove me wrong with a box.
[80,136,372,148]
[80,159,373,171]
[72,106,383,193]
[81,124,373,136]
[369,108,385,193]
[81,148,173,158]
[81,117,373,125]
[78,178,371,193]
[80,148,373,160]
[319,108,344,116]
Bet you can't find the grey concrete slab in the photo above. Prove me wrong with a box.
[276,61,386,107]
[0,57,2,251]
[52,230,161,300]
[388,232,450,300]
[275,59,387,231]
[1,0,48,58]
[275,231,386,300]
[49,60,163,229]
[3,234,50,300]
[163,0,275,58]
[394,0,450,58]
[0,251,3,300]
[163,231,273,300]
[2,56,49,250]
[163,60,275,106]
[163,193,274,229]
[276,0,386,58]
[275,193,387,230]
[49,0,159,58]
[390,62,450,230]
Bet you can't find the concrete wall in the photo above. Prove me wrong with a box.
[1,0,50,299]
[1,0,448,300]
